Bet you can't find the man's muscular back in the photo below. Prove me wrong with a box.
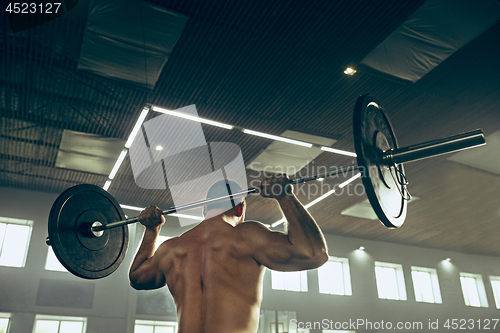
[130,175,328,333]
[156,217,266,333]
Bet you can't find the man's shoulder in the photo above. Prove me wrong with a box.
[156,235,181,251]
[236,220,272,233]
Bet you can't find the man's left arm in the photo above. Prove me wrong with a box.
[239,174,329,271]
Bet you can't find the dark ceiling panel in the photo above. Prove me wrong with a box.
[1,0,499,256]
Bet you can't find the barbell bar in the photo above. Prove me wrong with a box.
[46,94,486,279]
[91,165,362,233]
[93,130,484,233]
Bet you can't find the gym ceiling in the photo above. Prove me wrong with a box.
[1,0,500,256]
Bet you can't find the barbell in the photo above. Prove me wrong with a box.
[46,94,486,279]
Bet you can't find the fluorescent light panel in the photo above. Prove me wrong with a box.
[120,204,143,211]
[103,180,112,191]
[271,217,286,228]
[108,150,127,179]
[171,213,204,221]
[320,146,357,157]
[304,189,336,208]
[243,129,313,147]
[338,173,361,188]
[152,106,233,130]
[125,108,149,148]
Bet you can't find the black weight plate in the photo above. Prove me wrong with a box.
[48,184,128,279]
[353,94,407,228]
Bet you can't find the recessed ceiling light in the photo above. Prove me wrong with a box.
[358,246,365,251]
[155,145,163,151]
[344,67,356,75]
[317,177,324,181]
[445,258,451,262]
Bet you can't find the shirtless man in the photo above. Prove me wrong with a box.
[129,174,328,333]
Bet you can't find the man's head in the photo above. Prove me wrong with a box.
[203,179,246,220]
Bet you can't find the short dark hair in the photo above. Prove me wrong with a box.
[205,179,244,213]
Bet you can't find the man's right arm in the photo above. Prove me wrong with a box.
[129,206,167,290]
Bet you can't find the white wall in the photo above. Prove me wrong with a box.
[1,186,499,333]
[262,234,500,332]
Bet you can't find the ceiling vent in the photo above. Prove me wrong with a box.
[78,0,188,89]
[55,130,125,175]
[361,0,500,82]
[448,129,500,175]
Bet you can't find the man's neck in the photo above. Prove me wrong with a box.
[204,210,242,227]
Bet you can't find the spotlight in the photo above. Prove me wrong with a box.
[317,178,324,181]
[155,145,163,151]
[358,246,365,251]
[344,67,357,75]
[445,258,451,262]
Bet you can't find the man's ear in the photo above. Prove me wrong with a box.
[236,203,244,217]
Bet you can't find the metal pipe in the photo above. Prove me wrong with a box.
[383,129,485,166]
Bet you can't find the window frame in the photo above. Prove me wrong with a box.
[0,312,11,333]
[270,269,308,292]
[374,261,407,301]
[134,319,178,333]
[0,216,33,268]
[45,246,68,272]
[490,275,500,309]
[410,266,442,304]
[317,256,352,296]
[459,272,489,308]
[33,315,87,333]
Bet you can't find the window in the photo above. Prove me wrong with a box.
[460,273,488,307]
[318,257,351,295]
[0,313,11,333]
[490,276,500,309]
[45,247,68,272]
[411,266,442,303]
[33,315,86,333]
[134,320,177,333]
[374,261,407,300]
[259,310,296,333]
[155,236,171,251]
[271,270,308,292]
[0,216,33,267]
